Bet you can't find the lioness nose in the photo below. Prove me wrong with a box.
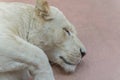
[80,49,86,58]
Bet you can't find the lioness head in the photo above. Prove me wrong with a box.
[31,0,86,72]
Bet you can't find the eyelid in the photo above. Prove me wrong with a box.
[63,28,70,35]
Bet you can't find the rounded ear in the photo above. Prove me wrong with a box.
[35,0,53,20]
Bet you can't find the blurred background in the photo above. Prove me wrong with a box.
[0,0,120,80]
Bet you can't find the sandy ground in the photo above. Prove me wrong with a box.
[0,0,120,80]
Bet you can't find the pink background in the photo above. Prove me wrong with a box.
[0,0,120,80]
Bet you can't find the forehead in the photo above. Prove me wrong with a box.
[50,6,68,23]
[50,6,77,33]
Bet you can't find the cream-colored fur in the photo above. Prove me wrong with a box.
[0,0,86,80]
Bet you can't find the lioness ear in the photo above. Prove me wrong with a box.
[35,0,53,20]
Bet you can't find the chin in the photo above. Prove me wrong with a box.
[60,63,77,73]
[48,56,78,73]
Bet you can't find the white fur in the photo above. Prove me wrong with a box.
[0,0,86,80]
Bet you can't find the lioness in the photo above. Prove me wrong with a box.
[0,0,86,80]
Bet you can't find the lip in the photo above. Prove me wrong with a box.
[59,56,76,65]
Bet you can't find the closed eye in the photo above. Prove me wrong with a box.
[63,28,70,35]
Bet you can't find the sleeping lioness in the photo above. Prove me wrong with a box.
[0,0,86,80]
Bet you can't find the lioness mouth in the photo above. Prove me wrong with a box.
[59,56,76,65]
